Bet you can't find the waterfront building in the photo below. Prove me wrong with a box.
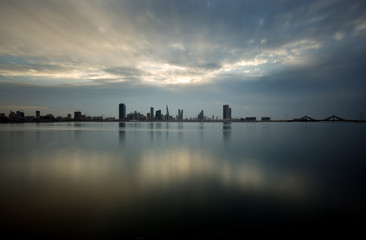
[166,105,170,120]
[246,117,256,121]
[9,111,17,119]
[155,110,162,120]
[223,105,231,120]
[177,109,183,121]
[36,110,40,119]
[198,110,204,120]
[150,107,154,119]
[119,103,126,120]
[16,111,24,119]
[133,111,140,120]
[127,112,134,120]
[74,111,82,121]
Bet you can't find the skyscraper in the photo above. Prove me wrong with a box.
[155,110,162,120]
[177,109,183,121]
[223,105,231,120]
[119,103,126,120]
[74,111,82,121]
[198,110,204,120]
[150,107,154,119]
[166,105,169,120]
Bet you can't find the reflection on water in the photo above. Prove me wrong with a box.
[223,122,231,143]
[0,122,365,237]
[118,122,126,146]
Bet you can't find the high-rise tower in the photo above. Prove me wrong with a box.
[119,103,126,120]
[150,107,154,119]
[166,105,169,120]
[198,110,204,120]
[177,109,183,120]
[223,105,231,120]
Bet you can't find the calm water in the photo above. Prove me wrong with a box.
[0,122,365,237]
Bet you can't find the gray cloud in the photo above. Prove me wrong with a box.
[103,66,144,77]
[0,0,366,118]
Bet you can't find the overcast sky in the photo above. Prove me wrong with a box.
[1,0,366,119]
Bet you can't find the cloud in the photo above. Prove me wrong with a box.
[0,0,363,83]
[104,66,144,77]
[333,32,345,41]
[0,0,366,118]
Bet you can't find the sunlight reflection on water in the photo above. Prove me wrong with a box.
[0,122,365,237]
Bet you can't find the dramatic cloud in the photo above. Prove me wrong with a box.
[1,0,366,118]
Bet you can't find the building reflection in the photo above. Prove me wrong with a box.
[178,122,183,141]
[199,122,204,140]
[148,122,154,143]
[36,122,41,142]
[72,122,83,141]
[223,122,231,143]
[155,122,162,142]
[165,122,169,141]
[119,122,126,146]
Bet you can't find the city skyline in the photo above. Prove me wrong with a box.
[2,102,363,122]
[1,0,366,119]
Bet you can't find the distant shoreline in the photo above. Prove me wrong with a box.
[1,119,365,124]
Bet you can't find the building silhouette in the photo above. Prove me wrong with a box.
[74,111,82,121]
[155,110,162,120]
[166,105,169,120]
[223,105,231,120]
[177,109,183,120]
[119,103,126,120]
[198,110,204,120]
[150,107,154,119]
[127,112,134,120]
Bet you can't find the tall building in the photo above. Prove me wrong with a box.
[198,110,204,120]
[150,107,154,119]
[119,103,126,120]
[16,111,24,118]
[155,110,162,120]
[177,109,183,121]
[223,105,231,120]
[74,111,82,121]
[166,105,169,120]
[36,110,40,119]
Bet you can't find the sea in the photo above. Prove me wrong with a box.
[0,122,365,238]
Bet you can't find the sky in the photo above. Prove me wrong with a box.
[1,0,366,120]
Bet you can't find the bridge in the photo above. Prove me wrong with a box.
[322,115,345,121]
[293,115,318,122]
[293,115,349,122]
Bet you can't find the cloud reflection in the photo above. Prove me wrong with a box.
[2,145,311,201]
[138,147,310,200]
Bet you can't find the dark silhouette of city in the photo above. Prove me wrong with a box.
[0,103,364,123]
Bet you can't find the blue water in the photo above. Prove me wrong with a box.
[0,122,365,237]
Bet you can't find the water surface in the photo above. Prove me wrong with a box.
[0,122,365,237]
